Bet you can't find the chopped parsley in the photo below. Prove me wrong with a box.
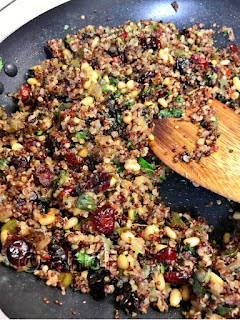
[75,131,88,140]
[37,130,43,136]
[160,264,165,274]
[109,77,119,86]
[64,25,69,30]
[116,110,123,124]
[0,57,3,72]
[137,157,154,173]
[160,175,166,181]
[117,37,125,45]
[215,305,232,316]
[188,88,199,95]
[159,108,183,118]
[183,244,195,254]
[66,37,74,44]
[203,269,212,283]
[104,28,110,34]
[75,252,100,270]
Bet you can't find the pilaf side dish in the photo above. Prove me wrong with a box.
[0,20,240,319]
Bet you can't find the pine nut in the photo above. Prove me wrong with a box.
[79,148,88,157]
[110,177,117,187]
[1,229,8,243]
[124,159,140,172]
[209,272,224,286]
[63,217,79,230]
[231,92,239,100]
[123,112,133,124]
[183,237,200,247]
[81,96,94,106]
[156,273,165,291]
[233,211,240,220]
[158,98,168,108]
[130,90,139,98]
[62,49,72,58]
[164,226,177,240]
[181,284,190,301]
[126,80,134,90]
[120,231,135,244]
[117,81,126,89]
[233,76,240,91]
[223,232,230,244]
[170,288,182,307]
[11,143,23,151]
[143,225,158,241]
[117,254,129,270]
[156,244,167,251]
[38,214,56,226]
[91,36,100,48]
[27,78,39,86]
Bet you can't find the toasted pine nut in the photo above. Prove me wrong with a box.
[27,78,39,86]
[81,96,94,106]
[1,229,8,243]
[124,159,140,172]
[110,177,117,187]
[231,92,239,100]
[233,76,240,91]
[126,80,134,90]
[156,273,165,291]
[170,288,182,307]
[120,231,135,244]
[117,81,126,89]
[164,226,177,240]
[223,232,231,244]
[181,284,190,301]
[209,272,224,286]
[183,237,200,247]
[63,217,79,230]
[130,90,139,98]
[117,254,129,270]
[158,98,168,108]
[156,244,167,251]
[123,112,133,124]
[38,214,56,226]
[143,225,158,241]
[149,134,154,141]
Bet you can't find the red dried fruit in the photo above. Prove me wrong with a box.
[227,44,239,54]
[86,171,111,193]
[19,84,33,104]
[10,155,29,170]
[64,152,79,169]
[2,235,32,270]
[57,186,75,201]
[119,32,128,41]
[112,56,121,63]
[155,247,177,262]
[191,53,209,69]
[164,272,191,284]
[92,204,116,235]
[35,163,54,188]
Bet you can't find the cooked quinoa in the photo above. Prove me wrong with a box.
[0,20,239,319]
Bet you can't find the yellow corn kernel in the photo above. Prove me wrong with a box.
[27,78,39,86]
[149,134,154,141]
[170,288,182,307]
[63,217,79,230]
[164,226,177,240]
[38,214,56,226]
[81,96,94,106]
[79,148,88,157]
[156,273,165,291]
[117,254,129,270]
[183,237,200,247]
[209,272,224,286]
[158,97,168,108]
[233,76,240,91]
[1,229,8,244]
[11,143,23,151]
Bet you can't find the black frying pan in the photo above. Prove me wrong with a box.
[0,0,239,318]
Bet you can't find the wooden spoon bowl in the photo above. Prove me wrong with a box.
[150,99,240,202]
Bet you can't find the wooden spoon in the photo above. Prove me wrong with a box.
[150,99,240,202]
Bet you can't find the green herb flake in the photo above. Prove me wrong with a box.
[137,157,154,173]
[171,212,184,227]
[160,264,165,274]
[159,108,183,118]
[102,84,112,92]
[75,252,100,270]
[75,131,88,140]
[64,25,69,30]
[116,110,123,124]
[204,269,212,283]
[76,192,97,211]
[220,78,228,92]
[196,46,201,52]
[4,257,10,267]
[160,176,166,181]
[193,275,205,295]
[183,244,195,254]
[222,30,228,37]
[223,247,238,257]
[37,130,43,136]
[53,178,59,185]
[109,77,119,86]
[123,100,135,107]
[135,248,140,255]
[117,37,125,45]
[167,91,173,96]
[0,159,8,170]
[153,84,162,90]
[188,88,199,95]
[114,90,122,99]
[66,37,74,44]
[112,157,123,173]
[215,305,232,316]
[0,57,3,72]
[104,28,110,34]
[72,59,80,68]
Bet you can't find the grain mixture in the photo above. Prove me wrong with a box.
[0,20,240,319]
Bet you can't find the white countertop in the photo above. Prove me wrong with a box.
[0,0,70,43]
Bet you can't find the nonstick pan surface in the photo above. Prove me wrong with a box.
[0,0,239,318]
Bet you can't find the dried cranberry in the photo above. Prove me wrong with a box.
[112,56,121,63]
[10,155,29,170]
[47,239,69,271]
[139,71,156,83]
[57,186,75,201]
[86,171,111,193]
[164,272,191,284]
[92,204,115,235]
[227,44,239,54]
[64,152,79,169]
[119,32,128,41]
[155,247,177,262]
[35,163,54,188]
[191,54,209,69]
[2,235,31,270]
[19,84,33,104]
